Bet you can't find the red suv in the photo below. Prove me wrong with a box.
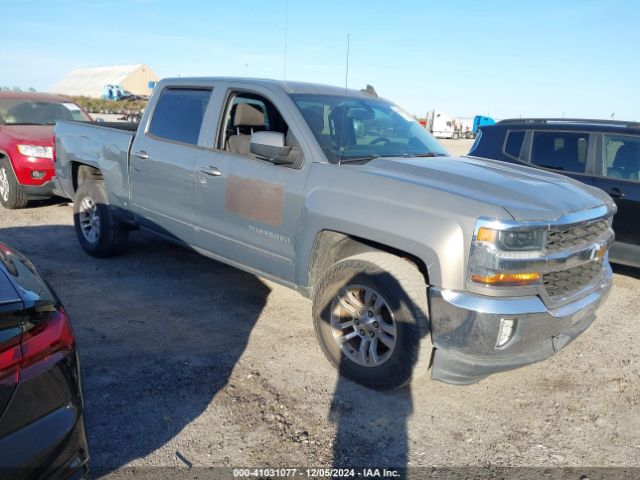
[0,92,92,209]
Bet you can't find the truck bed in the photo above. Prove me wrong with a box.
[96,121,139,132]
[53,120,135,210]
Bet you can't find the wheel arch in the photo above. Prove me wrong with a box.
[0,149,18,177]
[305,230,431,298]
[71,162,103,194]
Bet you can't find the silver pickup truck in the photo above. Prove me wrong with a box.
[53,78,616,389]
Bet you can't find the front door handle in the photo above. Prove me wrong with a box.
[200,166,222,177]
[133,150,149,160]
[608,187,626,198]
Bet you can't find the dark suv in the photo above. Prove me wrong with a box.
[469,119,639,267]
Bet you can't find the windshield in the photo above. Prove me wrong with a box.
[291,94,449,163]
[0,99,92,125]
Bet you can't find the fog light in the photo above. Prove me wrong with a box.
[31,170,45,179]
[496,318,516,347]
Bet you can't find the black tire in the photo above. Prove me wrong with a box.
[0,158,28,209]
[73,180,129,257]
[313,251,432,390]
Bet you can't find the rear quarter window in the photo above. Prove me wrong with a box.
[504,130,525,158]
[468,129,482,154]
[148,88,212,145]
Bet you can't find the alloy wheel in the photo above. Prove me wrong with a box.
[330,284,397,367]
[0,167,9,203]
[78,197,101,244]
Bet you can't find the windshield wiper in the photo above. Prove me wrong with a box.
[402,152,448,157]
[338,152,448,164]
[339,154,380,164]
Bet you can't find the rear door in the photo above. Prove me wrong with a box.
[0,271,23,420]
[592,133,640,248]
[130,86,213,245]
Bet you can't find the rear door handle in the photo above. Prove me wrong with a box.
[133,150,149,160]
[200,166,222,177]
[608,187,626,198]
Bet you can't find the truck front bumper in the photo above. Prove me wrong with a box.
[428,266,613,385]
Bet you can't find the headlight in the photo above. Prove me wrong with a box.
[476,227,545,251]
[469,223,546,287]
[17,145,53,159]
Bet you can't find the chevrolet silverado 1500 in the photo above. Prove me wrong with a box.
[53,78,616,389]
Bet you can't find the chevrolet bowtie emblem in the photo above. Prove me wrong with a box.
[591,243,607,261]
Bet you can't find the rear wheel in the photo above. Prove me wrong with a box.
[313,251,432,390]
[73,180,129,257]
[0,159,28,209]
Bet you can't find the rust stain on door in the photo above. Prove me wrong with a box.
[224,175,284,226]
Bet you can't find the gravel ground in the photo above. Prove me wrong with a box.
[1,167,639,478]
[439,138,474,157]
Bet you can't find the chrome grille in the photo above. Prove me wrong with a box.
[545,217,611,252]
[543,260,603,298]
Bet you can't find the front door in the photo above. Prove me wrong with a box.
[194,88,309,281]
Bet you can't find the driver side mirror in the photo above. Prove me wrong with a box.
[250,131,293,164]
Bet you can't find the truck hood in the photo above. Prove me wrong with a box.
[355,155,613,221]
[0,125,54,146]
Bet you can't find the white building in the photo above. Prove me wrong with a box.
[50,64,159,98]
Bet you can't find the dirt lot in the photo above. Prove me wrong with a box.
[1,167,639,477]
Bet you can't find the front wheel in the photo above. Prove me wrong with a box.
[73,180,129,257]
[0,159,28,209]
[313,251,432,390]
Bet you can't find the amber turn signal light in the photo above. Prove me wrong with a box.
[471,272,541,286]
[476,227,497,243]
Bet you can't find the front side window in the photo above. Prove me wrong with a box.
[0,99,91,125]
[602,134,640,181]
[291,94,448,163]
[148,88,212,145]
[219,92,292,157]
[504,130,525,158]
[531,131,588,173]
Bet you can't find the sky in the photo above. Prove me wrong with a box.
[1,0,638,120]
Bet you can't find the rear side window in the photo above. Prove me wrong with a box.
[148,88,212,145]
[602,134,640,181]
[504,130,525,158]
[531,131,589,173]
